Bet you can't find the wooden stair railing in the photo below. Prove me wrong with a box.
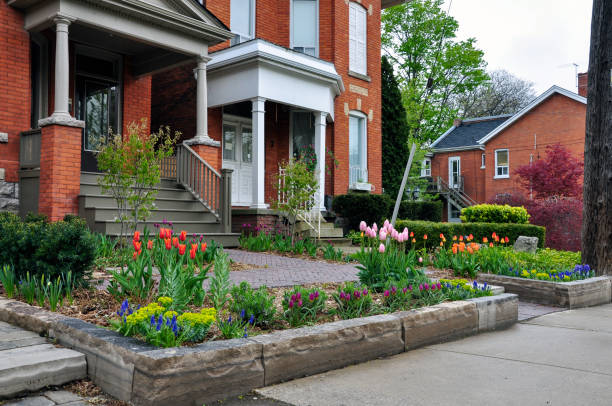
[176,143,233,233]
[435,176,477,208]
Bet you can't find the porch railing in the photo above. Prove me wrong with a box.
[349,165,368,186]
[19,129,41,169]
[435,176,477,209]
[278,167,321,238]
[176,143,232,232]
[160,155,177,179]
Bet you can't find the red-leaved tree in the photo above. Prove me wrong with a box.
[514,144,584,199]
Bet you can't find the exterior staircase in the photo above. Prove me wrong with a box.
[434,176,477,211]
[78,172,240,247]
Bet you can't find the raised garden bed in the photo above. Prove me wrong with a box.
[478,273,611,309]
[0,293,518,406]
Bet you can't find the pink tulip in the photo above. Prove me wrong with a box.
[372,223,378,233]
[379,230,387,241]
[359,221,367,232]
[418,257,423,263]
[391,229,399,240]
[383,219,390,229]
[365,226,372,237]
[378,243,385,253]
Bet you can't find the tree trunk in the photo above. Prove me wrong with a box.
[582,0,612,275]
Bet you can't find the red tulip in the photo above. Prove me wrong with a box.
[201,242,207,253]
[133,251,139,260]
[191,243,198,251]
[172,237,179,248]
[179,230,187,242]
[189,248,196,260]
[133,241,142,252]
[133,231,140,242]
[147,240,153,250]
[164,238,172,250]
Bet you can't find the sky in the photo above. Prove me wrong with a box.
[443,0,593,94]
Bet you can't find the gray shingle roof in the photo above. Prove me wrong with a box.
[434,115,511,149]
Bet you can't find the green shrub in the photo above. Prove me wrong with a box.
[0,212,96,284]
[397,200,442,222]
[230,282,277,328]
[460,204,530,224]
[333,193,393,231]
[395,220,546,248]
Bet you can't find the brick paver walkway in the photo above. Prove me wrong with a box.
[221,249,359,288]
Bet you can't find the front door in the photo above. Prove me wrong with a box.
[449,156,461,189]
[291,111,315,160]
[75,50,120,172]
[222,120,252,206]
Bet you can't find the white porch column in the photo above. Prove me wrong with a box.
[186,55,218,145]
[314,112,327,211]
[251,97,267,209]
[51,16,72,120]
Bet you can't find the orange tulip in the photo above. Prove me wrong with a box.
[201,242,207,253]
[190,248,196,260]
[439,233,444,239]
[179,230,187,242]
[452,245,458,254]
[191,243,198,252]
[467,246,473,254]
[468,234,473,241]
[489,242,494,248]
[178,244,186,255]
[423,234,428,240]
[483,237,488,243]
[459,235,464,241]
[133,231,140,242]
[409,232,414,237]
[412,238,416,243]
[172,237,179,248]
[439,241,444,247]
[147,240,153,250]
[164,238,172,250]
[452,235,457,241]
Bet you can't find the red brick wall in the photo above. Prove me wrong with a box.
[483,94,586,201]
[578,72,588,97]
[123,59,152,135]
[38,124,81,221]
[0,2,30,182]
[430,149,487,204]
[158,0,384,198]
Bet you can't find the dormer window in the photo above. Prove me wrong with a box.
[291,0,318,56]
[230,0,255,45]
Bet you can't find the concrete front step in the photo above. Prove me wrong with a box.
[80,172,178,189]
[0,343,86,399]
[92,219,223,235]
[81,206,218,223]
[79,194,205,211]
[79,183,193,200]
[301,226,344,239]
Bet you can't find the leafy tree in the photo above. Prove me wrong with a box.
[453,70,536,118]
[97,120,179,241]
[582,0,612,275]
[381,56,410,198]
[514,144,584,199]
[382,0,488,142]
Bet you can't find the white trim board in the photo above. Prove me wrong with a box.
[477,85,586,145]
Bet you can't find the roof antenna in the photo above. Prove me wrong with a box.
[557,62,579,91]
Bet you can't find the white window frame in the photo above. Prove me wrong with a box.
[230,0,256,45]
[494,149,509,179]
[349,2,367,75]
[421,158,431,177]
[481,153,486,169]
[290,0,319,57]
[448,156,461,188]
[349,110,368,185]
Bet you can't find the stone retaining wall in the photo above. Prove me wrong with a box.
[478,274,611,309]
[0,180,19,213]
[0,294,518,405]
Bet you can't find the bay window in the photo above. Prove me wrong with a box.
[349,2,367,75]
[349,112,367,185]
[291,0,318,56]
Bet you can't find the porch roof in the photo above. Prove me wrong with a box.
[9,0,233,72]
[207,39,344,120]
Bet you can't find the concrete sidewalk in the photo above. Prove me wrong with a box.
[257,304,612,406]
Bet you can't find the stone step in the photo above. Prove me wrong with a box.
[81,206,218,222]
[79,194,201,210]
[79,182,192,199]
[300,226,344,239]
[0,344,86,399]
[80,172,178,188]
[0,327,46,351]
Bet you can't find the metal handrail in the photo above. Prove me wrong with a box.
[436,176,477,207]
[176,143,222,220]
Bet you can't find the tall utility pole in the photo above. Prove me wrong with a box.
[582,0,612,275]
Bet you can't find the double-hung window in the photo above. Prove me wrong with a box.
[421,159,431,177]
[495,149,509,178]
[292,0,318,56]
[349,2,367,75]
[349,112,367,185]
[481,153,486,169]
[230,0,255,45]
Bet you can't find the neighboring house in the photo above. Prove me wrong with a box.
[0,0,397,242]
[426,85,586,222]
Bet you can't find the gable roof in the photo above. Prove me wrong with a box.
[477,85,586,144]
[430,115,512,151]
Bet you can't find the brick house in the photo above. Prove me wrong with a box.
[0,0,396,242]
[426,85,587,222]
